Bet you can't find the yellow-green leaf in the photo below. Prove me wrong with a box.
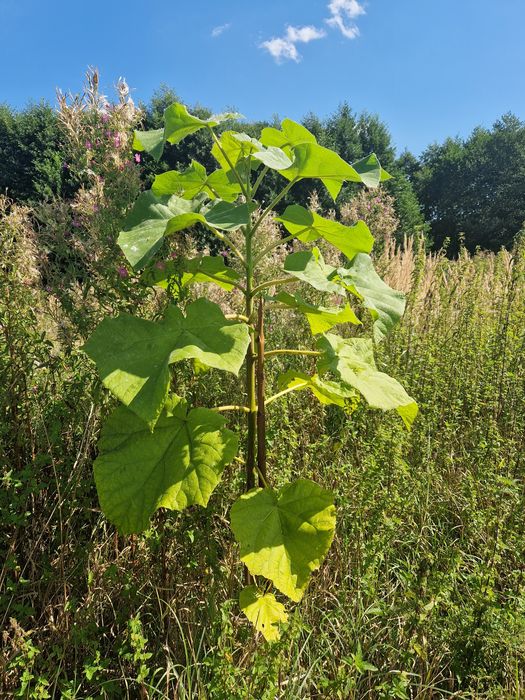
[239,586,288,642]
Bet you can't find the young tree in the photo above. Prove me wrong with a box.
[83,103,417,640]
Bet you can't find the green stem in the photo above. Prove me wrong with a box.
[207,227,246,266]
[211,405,250,413]
[253,234,295,266]
[265,386,298,406]
[251,277,295,295]
[251,178,298,235]
[264,349,322,359]
[251,165,269,198]
[224,314,251,323]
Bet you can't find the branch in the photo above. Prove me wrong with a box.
[251,277,295,295]
[264,349,322,359]
[211,405,250,413]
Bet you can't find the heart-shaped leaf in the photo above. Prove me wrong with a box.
[276,204,374,260]
[94,396,238,534]
[284,248,345,294]
[231,479,336,601]
[83,299,250,428]
[317,334,418,428]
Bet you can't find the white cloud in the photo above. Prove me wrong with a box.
[326,0,365,39]
[261,24,326,63]
[211,23,231,38]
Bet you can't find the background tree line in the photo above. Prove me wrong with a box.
[1,88,525,253]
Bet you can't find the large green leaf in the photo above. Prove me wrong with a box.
[252,147,293,170]
[203,200,255,230]
[133,128,165,161]
[337,254,406,342]
[274,291,359,334]
[260,119,317,148]
[230,479,336,602]
[278,370,357,407]
[284,247,345,294]
[133,104,241,160]
[164,103,241,145]
[118,191,205,269]
[239,586,288,642]
[211,131,261,172]
[94,396,238,534]
[118,192,252,269]
[144,256,240,292]
[281,143,363,200]
[83,299,250,428]
[152,160,242,202]
[317,334,418,428]
[276,205,374,260]
[351,153,392,188]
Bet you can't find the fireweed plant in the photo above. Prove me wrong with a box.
[83,104,418,641]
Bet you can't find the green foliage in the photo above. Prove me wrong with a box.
[415,113,525,250]
[0,102,70,202]
[239,586,289,642]
[83,299,250,427]
[94,396,238,533]
[82,100,413,637]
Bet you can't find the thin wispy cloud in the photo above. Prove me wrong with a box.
[261,1,366,63]
[326,0,365,39]
[260,24,326,63]
[211,23,231,38]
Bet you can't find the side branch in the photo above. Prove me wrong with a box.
[252,278,295,295]
[264,349,322,359]
[211,405,250,413]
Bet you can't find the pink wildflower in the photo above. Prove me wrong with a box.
[113,134,121,148]
[134,153,141,164]
[85,140,93,150]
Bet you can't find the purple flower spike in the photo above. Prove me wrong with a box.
[117,266,128,279]
[85,140,93,150]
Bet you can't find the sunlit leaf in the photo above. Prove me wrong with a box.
[83,299,250,428]
[274,291,359,334]
[337,254,406,342]
[278,370,357,407]
[239,586,288,642]
[118,191,205,269]
[164,103,242,145]
[284,247,345,294]
[94,396,238,534]
[118,192,251,269]
[317,334,418,428]
[351,153,392,188]
[211,130,261,171]
[252,147,293,170]
[261,119,317,148]
[231,479,336,601]
[133,128,165,161]
[152,160,242,202]
[276,205,374,260]
[280,142,363,200]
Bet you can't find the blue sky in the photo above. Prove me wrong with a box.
[1,0,524,156]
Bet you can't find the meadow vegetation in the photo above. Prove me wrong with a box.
[1,73,524,699]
